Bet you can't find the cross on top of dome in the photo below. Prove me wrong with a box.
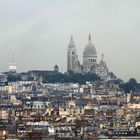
[101,54,104,61]
[70,35,73,41]
[89,33,91,41]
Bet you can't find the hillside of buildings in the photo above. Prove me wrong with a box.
[1,70,140,139]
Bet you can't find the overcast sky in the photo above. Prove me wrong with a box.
[0,0,140,82]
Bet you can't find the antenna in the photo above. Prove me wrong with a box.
[12,54,14,63]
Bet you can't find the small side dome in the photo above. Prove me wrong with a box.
[83,34,97,57]
[99,54,107,68]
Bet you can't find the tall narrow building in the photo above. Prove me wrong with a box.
[67,36,81,73]
[9,55,17,73]
[83,34,97,73]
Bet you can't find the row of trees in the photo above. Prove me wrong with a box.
[7,74,21,82]
[43,72,100,84]
[6,72,100,84]
[119,78,140,93]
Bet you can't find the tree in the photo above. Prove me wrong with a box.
[7,74,19,82]
[119,78,140,93]
[43,72,100,84]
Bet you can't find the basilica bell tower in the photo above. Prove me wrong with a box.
[67,36,81,73]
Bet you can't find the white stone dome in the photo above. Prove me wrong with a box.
[83,35,97,57]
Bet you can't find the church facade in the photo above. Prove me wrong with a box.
[67,34,108,80]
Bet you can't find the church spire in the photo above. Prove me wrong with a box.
[68,35,75,47]
[11,54,14,63]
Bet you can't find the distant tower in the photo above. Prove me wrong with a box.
[9,55,17,73]
[67,36,81,73]
[83,34,97,73]
[54,65,59,73]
